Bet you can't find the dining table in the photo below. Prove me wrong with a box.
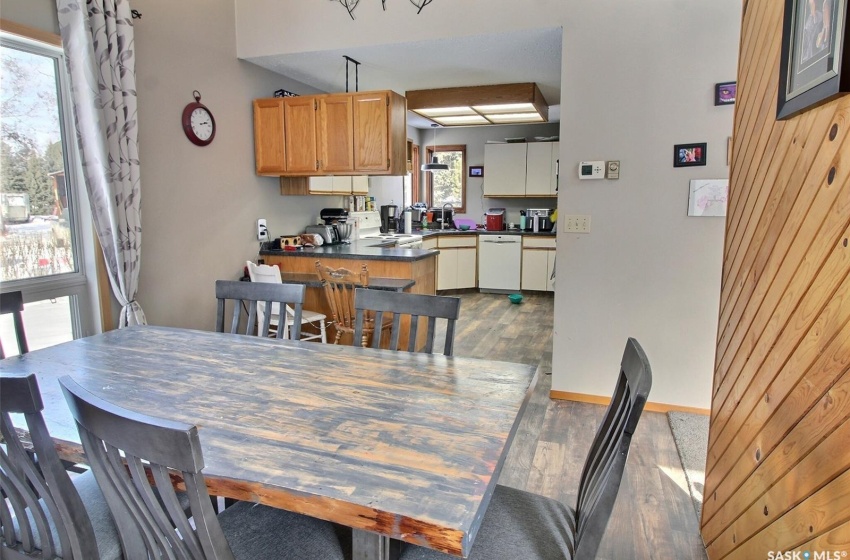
[0,325,537,559]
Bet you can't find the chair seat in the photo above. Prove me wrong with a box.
[400,484,575,560]
[218,501,346,560]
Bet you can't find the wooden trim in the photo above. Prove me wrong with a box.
[549,390,711,416]
[92,229,114,332]
[406,83,548,122]
[0,19,62,47]
[426,144,467,213]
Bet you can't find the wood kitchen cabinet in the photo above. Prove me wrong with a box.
[483,141,559,197]
[521,236,556,292]
[253,90,408,182]
[436,235,477,291]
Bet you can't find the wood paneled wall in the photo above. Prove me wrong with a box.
[702,0,850,557]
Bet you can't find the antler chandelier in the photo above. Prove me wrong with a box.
[333,0,434,20]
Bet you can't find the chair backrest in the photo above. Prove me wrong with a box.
[352,288,462,356]
[0,374,99,559]
[59,375,235,560]
[315,261,369,334]
[573,337,652,558]
[0,290,29,358]
[246,261,284,327]
[214,279,304,339]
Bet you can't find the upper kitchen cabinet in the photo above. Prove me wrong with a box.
[484,141,559,197]
[253,90,408,180]
[253,99,286,175]
[284,96,319,173]
[317,95,354,173]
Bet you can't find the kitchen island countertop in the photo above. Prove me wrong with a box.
[260,240,438,262]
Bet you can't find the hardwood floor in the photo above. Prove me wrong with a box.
[445,291,708,559]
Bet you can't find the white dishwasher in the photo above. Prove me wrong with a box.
[478,234,522,292]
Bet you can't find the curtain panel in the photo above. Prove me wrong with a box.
[56,0,145,327]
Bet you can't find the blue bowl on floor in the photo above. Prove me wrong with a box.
[508,293,523,304]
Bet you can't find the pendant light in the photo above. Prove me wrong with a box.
[421,123,449,172]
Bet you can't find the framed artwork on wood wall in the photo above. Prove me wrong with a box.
[777,0,850,119]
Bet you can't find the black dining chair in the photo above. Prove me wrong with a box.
[400,338,653,560]
[58,375,347,560]
[0,373,122,559]
[215,279,305,339]
[0,290,29,358]
[352,288,462,356]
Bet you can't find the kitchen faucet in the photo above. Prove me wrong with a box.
[442,203,454,230]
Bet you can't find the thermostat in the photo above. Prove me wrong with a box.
[578,161,605,180]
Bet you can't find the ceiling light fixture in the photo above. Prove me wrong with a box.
[333,0,434,20]
[406,83,549,127]
[421,123,449,172]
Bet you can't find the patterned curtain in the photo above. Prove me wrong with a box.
[56,0,146,327]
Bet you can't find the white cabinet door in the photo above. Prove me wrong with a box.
[437,249,457,290]
[521,249,549,291]
[525,143,553,196]
[308,176,334,193]
[351,175,369,194]
[550,142,559,196]
[547,250,556,292]
[456,248,477,289]
[331,176,353,194]
[484,144,527,196]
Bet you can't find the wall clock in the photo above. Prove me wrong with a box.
[182,90,216,146]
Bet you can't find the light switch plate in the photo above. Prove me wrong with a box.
[563,214,591,233]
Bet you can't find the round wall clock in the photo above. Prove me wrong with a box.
[182,90,216,146]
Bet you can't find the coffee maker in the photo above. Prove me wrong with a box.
[380,205,398,233]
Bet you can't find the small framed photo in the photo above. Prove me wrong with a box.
[688,179,729,217]
[715,81,737,105]
[778,0,849,119]
[469,165,484,177]
[674,143,708,167]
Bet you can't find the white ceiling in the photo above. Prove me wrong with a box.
[245,27,563,129]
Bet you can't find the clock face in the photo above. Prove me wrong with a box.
[190,107,214,141]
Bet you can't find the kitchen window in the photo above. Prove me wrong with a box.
[1,26,101,350]
[427,145,466,213]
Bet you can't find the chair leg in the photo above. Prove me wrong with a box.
[320,321,327,343]
[333,328,342,345]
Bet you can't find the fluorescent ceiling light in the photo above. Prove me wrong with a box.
[406,83,548,127]
[432,115,490,125]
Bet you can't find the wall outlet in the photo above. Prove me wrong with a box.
[563,214,591,233]
[257,218,269,241]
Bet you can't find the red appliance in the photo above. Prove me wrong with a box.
[485,209,505,231]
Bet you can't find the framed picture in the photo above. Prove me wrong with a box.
[777,0,850,120]
[688,179,729,217]
[674,143,708,167]
[715,82,737,105]
[469,165,484,177]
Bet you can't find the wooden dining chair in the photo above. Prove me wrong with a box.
[246,261,328,342]
[58,375,347,560]
[400,338,653,560]
[214,279,305,340]
[0,373,122,560]
[0,290,29,358]
[316,261,389,346]
[353,288,462,355]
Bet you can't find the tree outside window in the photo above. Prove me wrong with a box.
[427,145,466,213]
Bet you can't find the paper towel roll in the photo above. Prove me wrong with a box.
[404,211,412,234]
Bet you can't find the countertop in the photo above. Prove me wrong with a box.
[260,240,438,262]
[419,228,556,238]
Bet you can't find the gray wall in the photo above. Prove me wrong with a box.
[234,0,740,409]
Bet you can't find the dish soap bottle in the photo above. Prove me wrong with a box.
[422,213,428,229]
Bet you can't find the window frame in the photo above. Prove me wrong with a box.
[1,25,101,338]
[426,144,467,213]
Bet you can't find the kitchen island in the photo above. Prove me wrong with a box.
[260,241,438,346]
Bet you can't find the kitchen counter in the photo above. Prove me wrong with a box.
[260,240,438,262]
[419,228,556,238]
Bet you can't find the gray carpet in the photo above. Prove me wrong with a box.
[667,411,710,522]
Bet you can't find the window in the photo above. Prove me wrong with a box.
[427,145,466,213]
[1,28,98,343]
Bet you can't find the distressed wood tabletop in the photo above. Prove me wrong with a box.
[0,326,537,557]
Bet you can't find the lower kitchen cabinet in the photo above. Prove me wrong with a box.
[436,235,477,291]
[521,236,556,292]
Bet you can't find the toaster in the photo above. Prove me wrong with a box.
[304,224,339,245]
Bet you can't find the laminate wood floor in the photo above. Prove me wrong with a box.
[444,291,708,560]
